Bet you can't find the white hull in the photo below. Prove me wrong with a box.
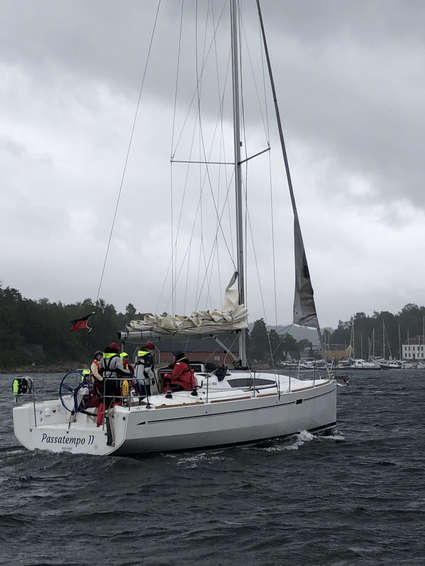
[13,373,336,456]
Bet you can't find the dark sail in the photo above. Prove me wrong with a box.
[293,216,319,328]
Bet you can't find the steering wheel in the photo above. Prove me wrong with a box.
[59,370,92,413]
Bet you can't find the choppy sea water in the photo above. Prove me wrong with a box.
[0,370,424,565]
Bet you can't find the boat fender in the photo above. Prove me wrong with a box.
[12,378,19,395]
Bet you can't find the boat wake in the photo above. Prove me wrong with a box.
[176,450,226,469]
[319,430,345,442]
[262,430,315,453]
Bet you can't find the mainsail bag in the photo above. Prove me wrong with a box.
[128,272,247,336]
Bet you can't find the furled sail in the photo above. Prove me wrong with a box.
[128,273,248,335]
[293,215,319,328]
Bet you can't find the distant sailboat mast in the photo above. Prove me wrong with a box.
[382,319,385,359]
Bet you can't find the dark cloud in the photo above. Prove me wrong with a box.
[1,0,425,327]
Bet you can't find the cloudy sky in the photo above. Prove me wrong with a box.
[1,0,425,329]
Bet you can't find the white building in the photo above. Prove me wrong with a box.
[402,344,425,360]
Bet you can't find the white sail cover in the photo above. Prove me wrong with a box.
[128,273,248,335]
[293,216,319,328]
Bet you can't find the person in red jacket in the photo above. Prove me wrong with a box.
[163,352,197,392]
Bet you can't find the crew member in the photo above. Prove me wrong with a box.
[120,352,134,401]
[120,352,134,375]
[163,352,197,392]
[135,342,159,396]
[101,342,130,406]
[81,369,91,383]
[90,350,103,396]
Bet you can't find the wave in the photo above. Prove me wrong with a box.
[0,445,26,454]
[262,430,315,453]
[176,450,226,468]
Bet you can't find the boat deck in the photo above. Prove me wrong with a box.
[120,373,330,410]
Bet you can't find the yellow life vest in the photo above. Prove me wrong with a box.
[121,379,130,398]
[103,352,118,359]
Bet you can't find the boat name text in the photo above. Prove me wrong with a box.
[40,433,95,446]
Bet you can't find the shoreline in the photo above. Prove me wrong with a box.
[0,363,87,374]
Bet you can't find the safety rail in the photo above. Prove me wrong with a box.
[100,375,152,410]
[12,376,38,427]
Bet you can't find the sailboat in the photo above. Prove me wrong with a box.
[13,0,337,456]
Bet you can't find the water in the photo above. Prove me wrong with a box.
[1,370,424,565]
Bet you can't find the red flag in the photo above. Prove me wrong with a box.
[70,312,95,332]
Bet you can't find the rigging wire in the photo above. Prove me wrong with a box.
[194,171,235,309]
[168,0,212,313]
[238,0,249,310]
[195,68,236,273]
[173,135,234,312]
[172,0,228,159]
[268,151,278,328]
[170,0,185,314]
[194,0,212,308]
[258,13,279,331]
[211,0,230,296]
[170,0,185,157]
[170,162,175,314]
[167,0,230,312]
[238,1,276,368]
[188,0,236,309]
[95,0,162,302]
[173,62,230,293]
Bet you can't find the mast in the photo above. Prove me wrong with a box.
[230,0,247,366]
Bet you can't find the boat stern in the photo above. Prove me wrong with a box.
[13,400,127,456]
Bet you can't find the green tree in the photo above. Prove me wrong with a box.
[125,303,137,323]
[248,319,268,361]
[281,333,299,360]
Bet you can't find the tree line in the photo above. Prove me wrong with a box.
[2,283,422,368]
[0,285,132,369]
[323,303,425,360]
[0,285,310,369]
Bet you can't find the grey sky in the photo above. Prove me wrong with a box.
[1,0,425,328]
